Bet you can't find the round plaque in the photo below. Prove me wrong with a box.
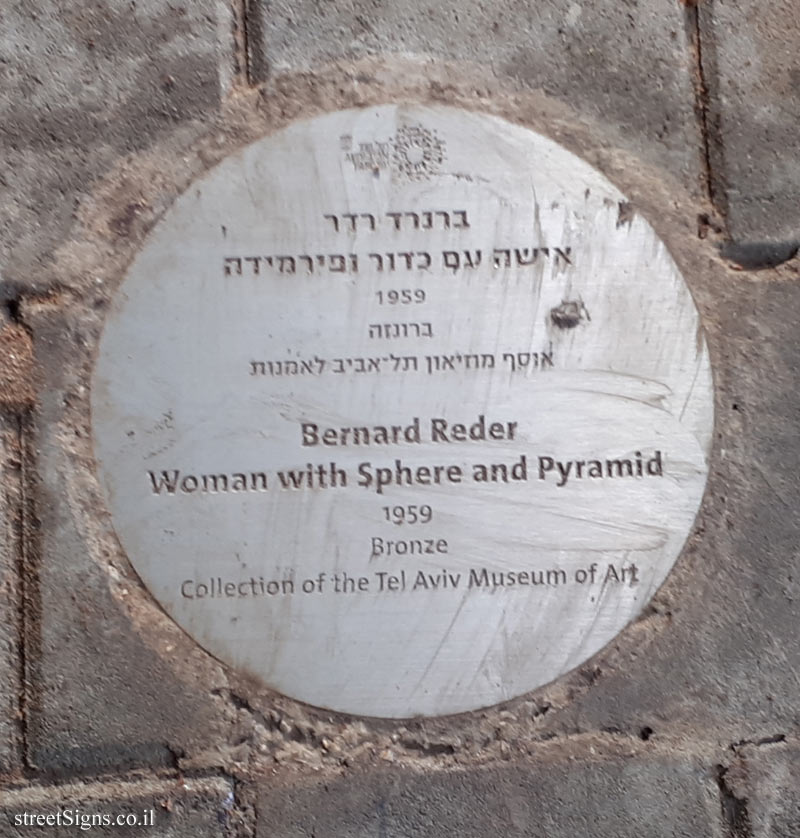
[92,105,712,717]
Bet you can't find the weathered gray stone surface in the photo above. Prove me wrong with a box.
[249,0,704,197]
[0,776,233,837]
[0,0,228,287]
[21,305,237,777]
[700,0,800,243]
[256,754,722,837]
[725,742,800,837]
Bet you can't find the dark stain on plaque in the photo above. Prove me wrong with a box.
[550,299,591,329]
[617,201,635,228]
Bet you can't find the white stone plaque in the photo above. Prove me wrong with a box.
[92,105,713,717]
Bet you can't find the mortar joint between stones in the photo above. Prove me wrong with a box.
[685,0,725,227]
[232,0,258,88]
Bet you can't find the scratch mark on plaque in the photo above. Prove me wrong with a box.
[243,171,258,211]
[469,611,508,692]
[695,322,705,358]
[679,357,703,421]
[549,511,668,546]
[583,369,675,394]
[582,571,614,638]
[564,387,670,413]
[412,592,470,698]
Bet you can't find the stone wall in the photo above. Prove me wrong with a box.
[1,1,799,835]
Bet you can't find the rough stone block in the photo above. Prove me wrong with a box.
[0,776,233,837]
[249,0,703,195]
[700,0,800,242]
[21,305,237,778]
[0,0,228,285]
[722,742,800,837]
[256,752,721,837]
[0,411,22,775]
